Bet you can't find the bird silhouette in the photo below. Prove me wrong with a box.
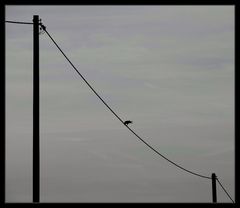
[124,120,132,126]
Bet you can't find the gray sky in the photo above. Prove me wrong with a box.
[5,6,234,202]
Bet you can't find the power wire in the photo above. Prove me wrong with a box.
[216,178,235,203]
[5,20,33,25]
[40,24,212,180]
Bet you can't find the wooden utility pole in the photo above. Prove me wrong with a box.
[212,173,217,203]
[33,15,40,203]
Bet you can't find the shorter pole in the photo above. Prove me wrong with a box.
[212,173,217,203]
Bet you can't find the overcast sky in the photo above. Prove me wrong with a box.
[5,5,234,202]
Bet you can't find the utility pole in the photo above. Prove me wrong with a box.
[33,15,40,203]
[212,173,217,203]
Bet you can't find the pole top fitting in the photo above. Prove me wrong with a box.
[39,22,46,31]
[33,15,39,22]
[212,173,217,179]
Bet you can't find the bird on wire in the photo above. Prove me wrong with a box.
[124,120,133,126]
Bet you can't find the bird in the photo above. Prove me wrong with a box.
[124,120,132,126]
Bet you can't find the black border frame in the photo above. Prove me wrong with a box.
[2,1,237,207]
